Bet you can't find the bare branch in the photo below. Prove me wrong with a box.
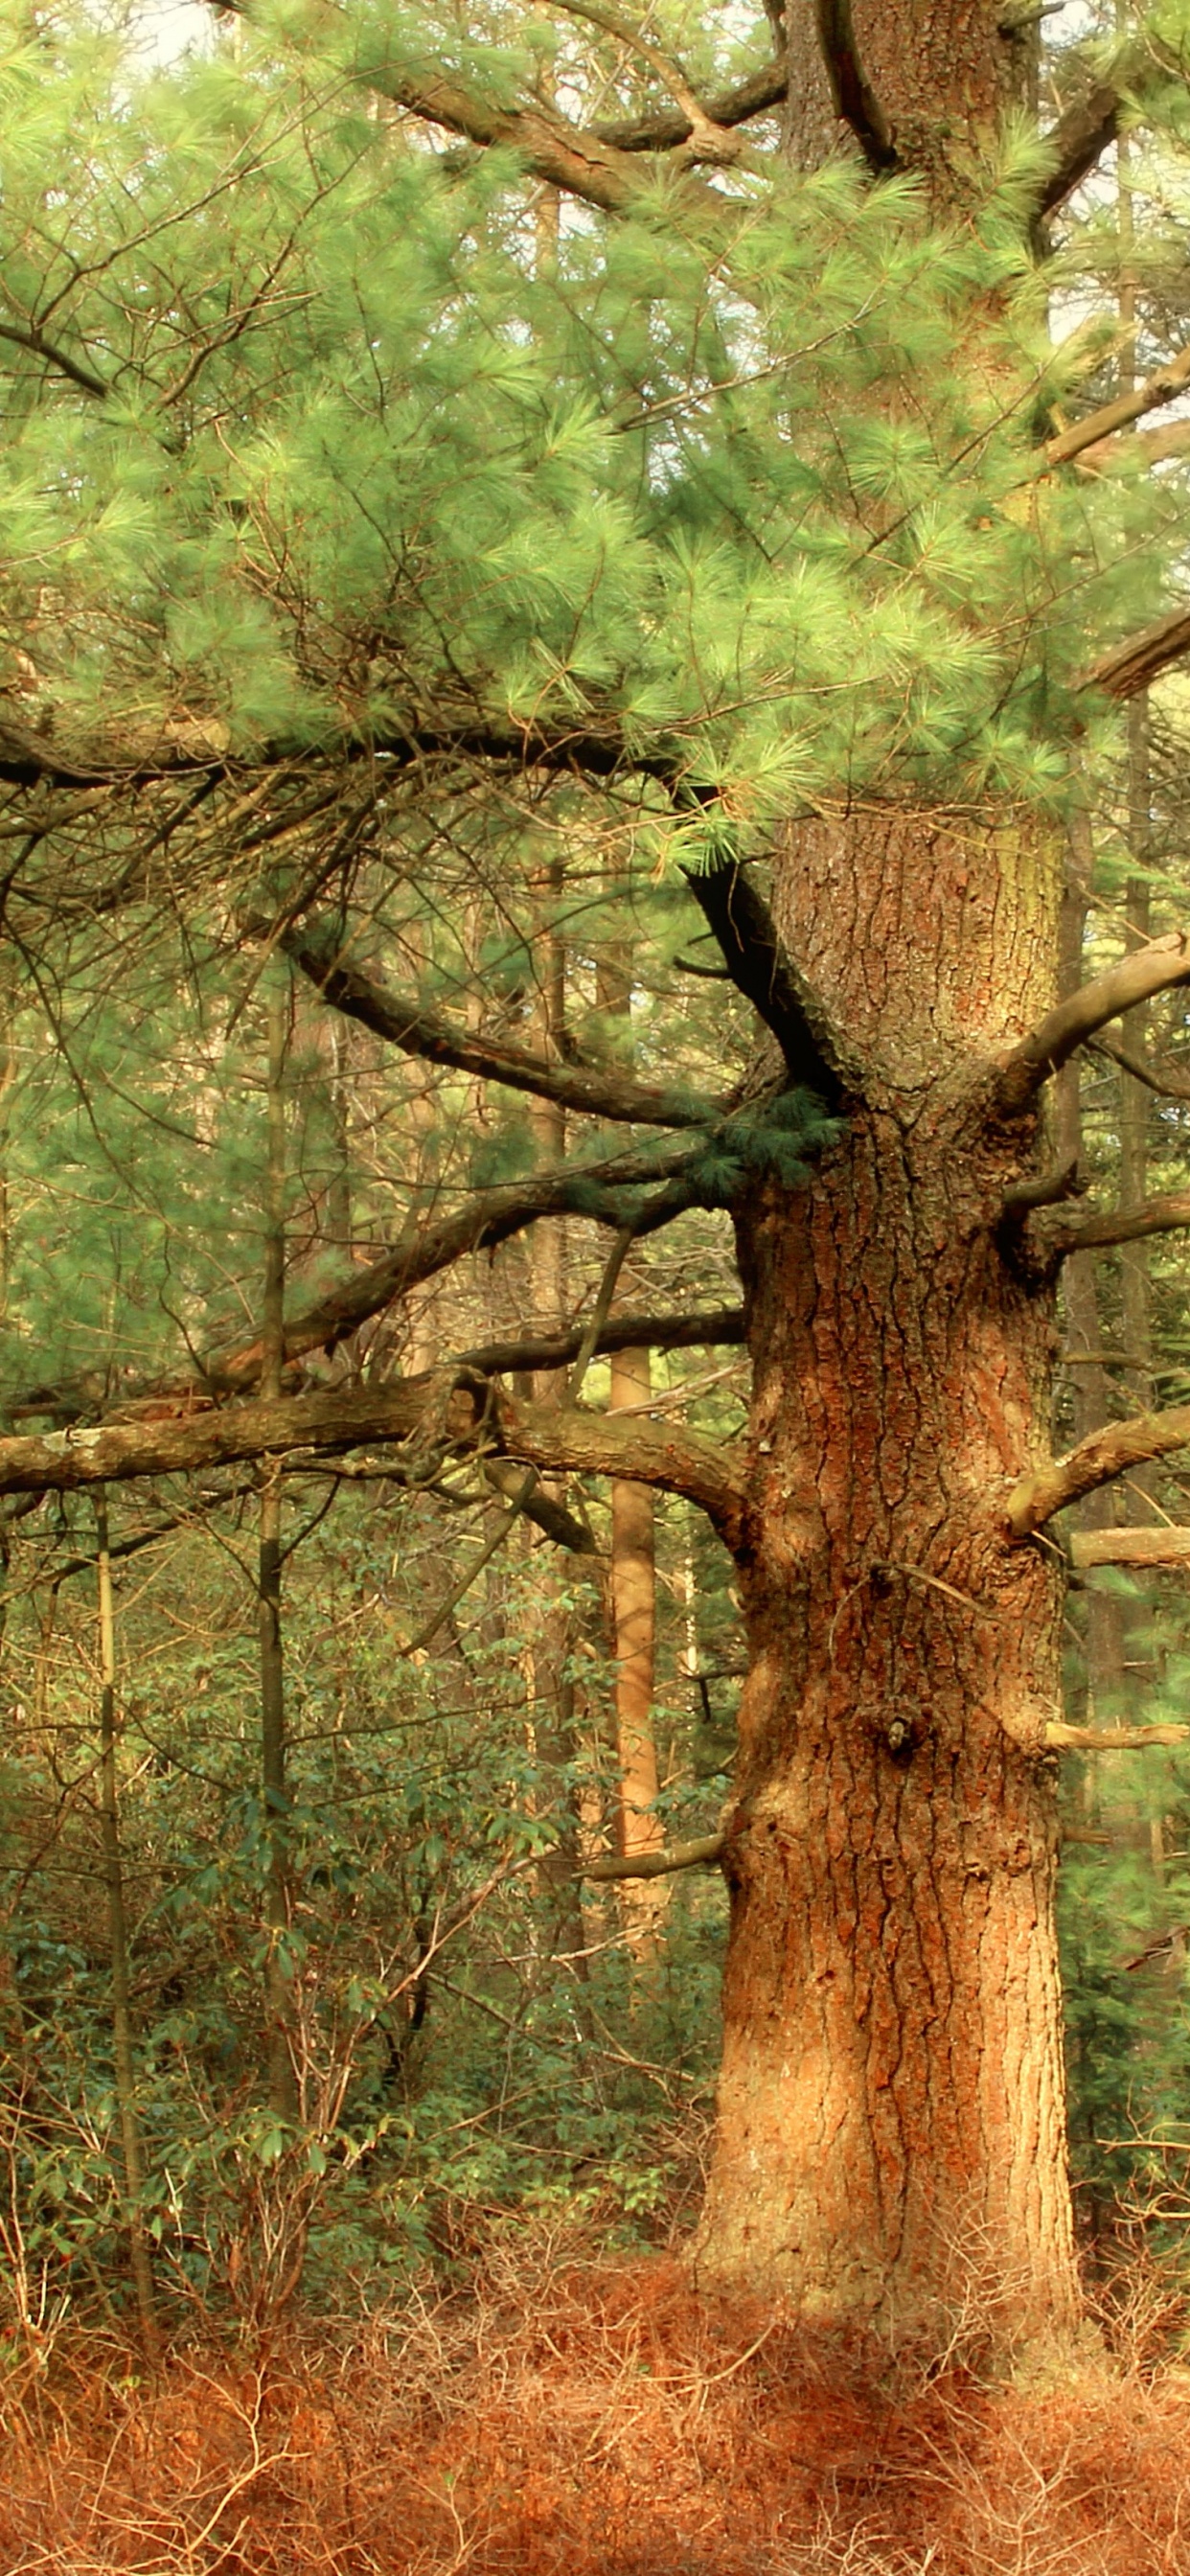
[284,918,716,1129]
[456,1304,745,1376]
[581,1831,725,1879]
[1070,419,1190,476]
[1046,1720,1190,1750]
[498,1390,745,1541]
[995,933,1190,1114]
[1082,607,1190,702]
[483,1460,599,1554]
[594,60,787,151]
[360,53,724,215]
[683,862,851,1105]
[0,318,108,399]
[1089,1030,1190,1101]
[1049,1188,1190,1257]
[0,1375,744,1530]
[1007,1401,1190,1537]
[812,0,897,172]
[1037,77,1125,218]
[1000,1151,1083,1219]
[1071,1527,1190,1570]
[1048,339,1190,471]
[0,701,670,795]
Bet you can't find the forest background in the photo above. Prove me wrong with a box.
[8,0,1190,2567]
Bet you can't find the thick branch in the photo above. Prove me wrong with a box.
[360,54,722,215]
[812,0,897,172]
[0,702,664,796]
[1049,1189,1190,1257]
[594,61,787,151]
[497,1391,744,1542]
[1007,1402,1190,1537]
[683,863,849,1105]
[1048,340,1190,472]
[1037,77,1125,218]
[457,1305,745,1376]
[1082,607,1190,702]
[1000,1152,1082,1218]
[285,920,714,1129]
[0,1376,744,1530]
[995,933,1190,1114]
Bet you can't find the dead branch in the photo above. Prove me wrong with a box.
[1071,1526,1190,1570]
[1047,338,1190,471]
[1007,1401,1190,1537]
[1082,605,1190,701]
[0,1374,746,1533]
[1049,1188,1190,1257]
[1046,1721,1190,1750]
[995,933,1190,1113]
[580,1830,725,1879]
[457,1304,745,1376]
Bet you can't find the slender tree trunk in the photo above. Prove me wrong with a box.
[1056,815,1124,1719]
[260,974,297,2123]
[598,875,665,1923]
[524,869,590,1975]
[96,1488,161,2364]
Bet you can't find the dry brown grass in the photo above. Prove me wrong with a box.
[2,2232,1189,2576]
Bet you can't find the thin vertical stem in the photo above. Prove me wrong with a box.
[96,1487,160,2365]
[260,972,297,2122]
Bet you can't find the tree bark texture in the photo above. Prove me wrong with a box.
[692,811,1079,2337]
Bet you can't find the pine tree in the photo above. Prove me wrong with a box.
[5,0,1190,2347]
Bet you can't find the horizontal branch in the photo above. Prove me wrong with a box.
[580,1831,725,1879]
[360,50,721,215]
[813,0,898,172]
[996,933,1190,1114]
[683,862,850,1105]
[497,1390,744,1540]
[0,1373,745,1530]
[1071,1526,1190,1571]
[1007,1401,1190,1537]
[1000,1151,1082,1218]
[1046,1721,1190,1750]
[456,1305,745,1376]
[285,919,713,1128]
[1049,1188,1190,1257]
[594,59,786,151]
[0,701,664,796]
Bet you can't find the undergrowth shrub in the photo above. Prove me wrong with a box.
[3,2220,1190,2575]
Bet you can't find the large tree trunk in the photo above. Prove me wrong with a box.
[691,0,1080,2356]
[694,798,1080,2340]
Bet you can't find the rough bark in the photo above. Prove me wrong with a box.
[692,792,1078,2341]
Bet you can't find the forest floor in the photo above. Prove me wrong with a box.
[2,2227,1189,2575]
